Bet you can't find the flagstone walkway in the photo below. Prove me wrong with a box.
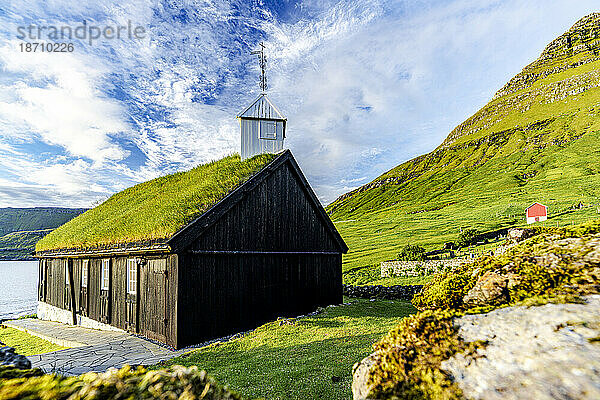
[4,319,187,375]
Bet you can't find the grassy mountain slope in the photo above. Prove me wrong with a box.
[0,208,86,260]
[0,230,52,260]
[328,13,600,276]
[0,208,86,237]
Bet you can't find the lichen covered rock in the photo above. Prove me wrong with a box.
[352,353,379,400]
[441,295,600,400]
[355,220,600,400]
[462,271,510,308]
[360,310,475,400]
[0,347,31,370]
[413,227,600,311]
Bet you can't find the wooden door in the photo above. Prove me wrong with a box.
[79,260,89,317]
[63,260,72,310]
[100,259,111,324]
[125,259,139,333]
[38,260,46,302]
[141,259,168,342]
[125,294,137,332]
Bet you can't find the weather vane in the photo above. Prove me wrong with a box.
[251,42,267,92]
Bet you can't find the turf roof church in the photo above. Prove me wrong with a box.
[35,88,347,348]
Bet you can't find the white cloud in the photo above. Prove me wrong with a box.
[0,43,129,163]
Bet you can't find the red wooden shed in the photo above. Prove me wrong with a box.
[526,202,548,224]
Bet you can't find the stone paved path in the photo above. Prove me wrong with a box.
[4,319,187,375]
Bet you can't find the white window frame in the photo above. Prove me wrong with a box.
[127,259,137,295]
[259,120,277,140]
[101,259,110,291]
[65,262,70,285]
[81,260,89,288]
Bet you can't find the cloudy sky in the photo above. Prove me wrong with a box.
[0,0,598,208]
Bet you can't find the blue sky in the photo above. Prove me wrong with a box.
[0,0,598,207]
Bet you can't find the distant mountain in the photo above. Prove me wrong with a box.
[0,230,52,261]
[0,208,87,260]
[0,207,87,237]
[328,13,600,273]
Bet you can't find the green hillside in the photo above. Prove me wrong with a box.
[0,230,52,260]
[0,208,86,260]
[328,13,600,278]
[0,208,87,237]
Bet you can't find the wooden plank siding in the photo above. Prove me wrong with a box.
[42,258,68,309]
[177,253,341,347]
[37,254,178,347]
[176,160,343,347]
[88,258,102,322]
[189,162,339,252]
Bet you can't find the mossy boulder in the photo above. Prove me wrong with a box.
[412,271,473,311]
[0,364,246,400]
[356,220,600,400]
[0,366,44,380]
[462,271,513,308]
[413,223,600,312]
[357,309,483,400]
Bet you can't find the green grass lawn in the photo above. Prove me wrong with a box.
[156,298,416,400]
[0,326,67,356]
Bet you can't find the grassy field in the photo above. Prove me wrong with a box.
[0,326,67,356]
[157,298,416,400]
[328,19,600,280]
[37,153,276,252]
[334,134,600,277]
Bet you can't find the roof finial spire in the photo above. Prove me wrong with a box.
[251,42,267,93]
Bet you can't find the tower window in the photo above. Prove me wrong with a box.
[260,121,277,140]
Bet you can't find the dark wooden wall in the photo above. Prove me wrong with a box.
[38,254,178,347]
[190,161,340,252]
[177,253,341,346]
[177,160,343,347]
[39,258,68,309]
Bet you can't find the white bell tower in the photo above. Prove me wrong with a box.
[237,43,287,160]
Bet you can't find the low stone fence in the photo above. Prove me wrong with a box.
[380,258,471,278]
[343,284,423,300]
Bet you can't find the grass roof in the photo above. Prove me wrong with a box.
[36,153,277,252]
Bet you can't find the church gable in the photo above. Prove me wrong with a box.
[172,151,347,254]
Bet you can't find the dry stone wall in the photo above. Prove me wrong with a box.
[342,284,422,300]
[380,258,471,278]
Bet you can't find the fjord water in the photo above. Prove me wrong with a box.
[0,261,37,320]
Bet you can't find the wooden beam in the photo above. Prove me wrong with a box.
[36,246,170,259]
[67,259,77,325]
[187,250,341,255]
